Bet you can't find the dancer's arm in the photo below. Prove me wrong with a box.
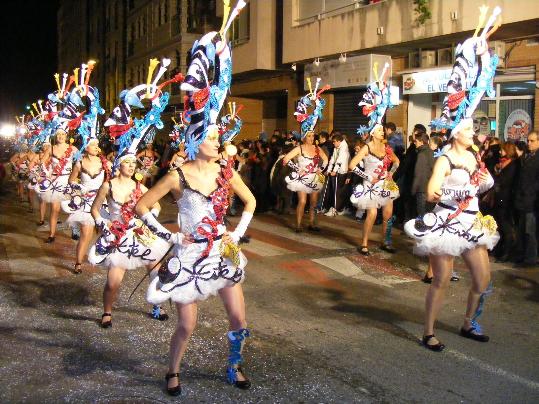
[427,156,451,203]
[68,161,81,184]
[136,170,180,216]
[348,145,368,170]
[388,152,400,178]
[282,146,300,167]
[224,170,256,244]
[139,183,161,215]
[91,181,109,221]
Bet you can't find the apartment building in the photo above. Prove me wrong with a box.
[57,0,539,141]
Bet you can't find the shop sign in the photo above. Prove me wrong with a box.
[402,69,452,95]
[504,109,531,141]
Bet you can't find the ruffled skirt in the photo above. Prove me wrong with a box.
[61,188,98,227]
[37,175,69,203]
[404,205,499,256]
[88,220,171,270]
[285,171,325,194]
[350,179,399,209]
[147,237,247,305]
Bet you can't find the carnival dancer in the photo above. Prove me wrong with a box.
[136,2,254,395]
[283,77,330,232]
[405,6,501,351]
[89,57,184,327]
[9,144,30,203]
[62,139,110,274]
[348,124,399,254]
[38,128,78,243]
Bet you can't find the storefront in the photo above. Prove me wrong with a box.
[402,66,536,141]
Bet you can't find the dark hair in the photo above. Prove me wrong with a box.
[414,123,427,133]
[332,133,344,142]
[515,140,527,152]
[385,122,396,132]
[500,142,517,159]
[429,135,443,149]
[415,132,429,144]
[319,131,329,141]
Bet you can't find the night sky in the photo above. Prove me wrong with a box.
[0,0,59,123]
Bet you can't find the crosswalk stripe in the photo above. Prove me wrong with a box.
[312,256,416,288]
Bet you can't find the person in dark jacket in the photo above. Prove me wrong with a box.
[411,132,435,216]
[492,142,518,261]
[482,137,501,175]
[513,131,539,267]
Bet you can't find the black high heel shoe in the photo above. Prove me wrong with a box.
[165,373,182,396]
[460,327,489,342]
[100,313,112,329]
[421,335,445,352]
[45,236,55,243]
[73,263,82,275]
[227,366,251,390]
[357,246,370,256]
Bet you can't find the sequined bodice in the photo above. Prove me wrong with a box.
[176,169,226,237]
[363,153,387,178]
[81,169,105,190]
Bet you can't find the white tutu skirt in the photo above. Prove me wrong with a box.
[350,179,399,209]
[62,188,98,227]
[37,175,69,203]
[285,171,325,194]
[88,222,170,270]
[404,205,500,257]
[147,237,247,305]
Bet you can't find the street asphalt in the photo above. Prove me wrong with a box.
[0,185,538,403]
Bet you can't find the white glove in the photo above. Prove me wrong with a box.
[141,211,181,244]
[228,212,253,244]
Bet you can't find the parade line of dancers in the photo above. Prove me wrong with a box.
[6,1,504,396]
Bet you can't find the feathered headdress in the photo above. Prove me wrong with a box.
[431,6,501,136]
[357,62,394,137]
[294,77,330,138]
[219,101,244,143]
[180,0,247,160]
[104,58,183,173]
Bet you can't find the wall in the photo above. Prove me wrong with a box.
[283,0,539,63]
[231,0,277,74]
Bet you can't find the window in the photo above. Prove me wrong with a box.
[474,80,535,141]
[231,1,250,46]
[297,0,380,23]
[187,0,219,33]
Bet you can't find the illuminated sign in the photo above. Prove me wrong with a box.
[402,69,452,95]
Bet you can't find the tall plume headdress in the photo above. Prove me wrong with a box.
[357,62,394,137]
[104,58,184,173]
[294,77,330,138]
[180,0,247,160]
[431,6,501,137]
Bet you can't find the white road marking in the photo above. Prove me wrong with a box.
[247,220,355,250]
[241,238,294,257]
[312,256,415,288]
[447,348,539,391]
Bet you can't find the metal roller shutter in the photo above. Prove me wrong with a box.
[333,89,372,136]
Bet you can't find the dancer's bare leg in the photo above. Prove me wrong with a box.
[424,254,453,344]
[309,192,319,226]
[461,246,491,331]
[48,201,61,238]
[381,201,393,242]
[361,208,377,247]
[296,192,307,229]
[39,200,47,223]
[102,266,126,324]
[220,284,248,382]
[168,302,198,389]
[76,224,94,264]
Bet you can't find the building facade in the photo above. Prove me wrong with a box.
[57,0,539,142]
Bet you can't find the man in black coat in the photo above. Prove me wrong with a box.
[411,132,434,216]
[513,131,539,267]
